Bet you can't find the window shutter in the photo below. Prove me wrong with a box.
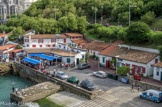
[143,67,146,73]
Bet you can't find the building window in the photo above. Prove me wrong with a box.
[40,45,42,47]
[157,71,159,76]
[67,58,70,63]
[118,58,123,62]
[102,57,105,63]
[121,63,125,66]
[52,44,55,47]
[82,55,84,59]
[59,45,61,48]
[117,62,120,68]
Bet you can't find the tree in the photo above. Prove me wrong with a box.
[85,51,89,63]
[77,16,88,33]
[158,46,162,61]
[141,11,155,25]
[126,22,150,44]
[116,66,130,76]
[9,27,24,40]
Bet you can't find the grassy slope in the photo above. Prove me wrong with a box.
[36,98,64,107]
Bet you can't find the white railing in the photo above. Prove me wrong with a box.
[118,44,159,54]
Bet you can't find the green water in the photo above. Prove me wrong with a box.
[0,74,34,107]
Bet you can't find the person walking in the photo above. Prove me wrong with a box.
[53,69,56,77]
[12,86,15,93]
[132,82,135,92]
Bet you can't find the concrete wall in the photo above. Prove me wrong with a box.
[14,62,99,99]
[10,82,60,103]
[127,74,162,91]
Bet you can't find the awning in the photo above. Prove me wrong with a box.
[22,57,43,65]
[29,53,45,57]
[37,54,56,61]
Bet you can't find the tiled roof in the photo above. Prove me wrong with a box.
[0,44,17,51]
[84,40,110,51]
[24,29,33,34]
[23,34,67,39]
[24,49,78,57]
[71,39,87,44]
[118,49,158,64]
[64,33,83,37]
[4,49,23,54]
[152,62,162,67]
[0,33,8,37]
[99,41,123,56]
[31,34,67,39]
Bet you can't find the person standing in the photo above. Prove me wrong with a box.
[21,89,24,96]
[15,88,18,95]
[137,85,140,92]
[12,86,15,93]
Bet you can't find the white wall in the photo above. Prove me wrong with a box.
[73,48,86,60]
[99,55,112,67]
[153,67,162,81]
[116,56,159,77]
[88,50,99,57]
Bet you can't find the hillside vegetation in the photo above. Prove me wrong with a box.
[1,0,162,48]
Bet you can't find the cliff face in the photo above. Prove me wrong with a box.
[0,63,11,76]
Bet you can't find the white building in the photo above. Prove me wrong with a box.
[24,34,71,50]
[116,48,159,77]
[152,62,162,81]
[0,33,8,45]
[99,41,123,68]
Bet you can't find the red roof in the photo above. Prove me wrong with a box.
[0,33,8,37]
[4,49,23,54]
[65,33,83,38]
[99,41,123,56]
[24,29,33,34]
[0,44,17,51]
[71,39,87,44]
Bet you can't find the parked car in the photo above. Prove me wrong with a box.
[56,71,68,80]
[93,71,107,78]
[139,89,162,103]
[67,76,79,84]
[78,63,91,70]
[80,80,95,91]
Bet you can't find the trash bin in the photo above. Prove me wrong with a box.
[108,73,113,78]
[113,75,118,80]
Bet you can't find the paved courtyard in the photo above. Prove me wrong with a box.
[46,66,161,107]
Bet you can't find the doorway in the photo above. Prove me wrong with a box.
[77,58,79,65]
[106,60,110,68]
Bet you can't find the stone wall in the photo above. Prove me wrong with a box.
[10,82,60,103]
[127,74,162,91]
[14,62,99,99]
[0,62,12,76]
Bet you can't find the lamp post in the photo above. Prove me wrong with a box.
[54,6,59,20]
[101,5,103,24]
[129,0,137,26]
[95,5,97,24]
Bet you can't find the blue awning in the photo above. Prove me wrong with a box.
[29,53,45,57]
[38,54,56,60]
[22,57,43,65]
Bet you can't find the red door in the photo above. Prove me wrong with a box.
[132,65,135,74]
[93,52,95,56]
[64,39,66,43]
[155,59,158,63]
[106,60,110,68]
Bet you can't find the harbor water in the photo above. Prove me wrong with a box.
[0,74,38,107]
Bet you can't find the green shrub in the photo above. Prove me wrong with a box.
[116,66,130,76]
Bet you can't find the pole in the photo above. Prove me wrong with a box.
[129,0,131,26]
[98,58,99,71]
[101,6,103,24]
[95,5,96,24]
[70,51,71,64]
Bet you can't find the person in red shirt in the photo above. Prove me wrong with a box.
[43,70,46,74]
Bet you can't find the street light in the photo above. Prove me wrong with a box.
[129,0,137,26]
[54,6,59,20]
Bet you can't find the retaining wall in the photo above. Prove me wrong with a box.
[127,74,162,91]
[14,62,99,99]
[10,82,60,103]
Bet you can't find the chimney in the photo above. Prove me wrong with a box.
[38,32,39,35]
[3,31,5,34]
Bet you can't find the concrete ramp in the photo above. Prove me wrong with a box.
[10,82,60,103]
